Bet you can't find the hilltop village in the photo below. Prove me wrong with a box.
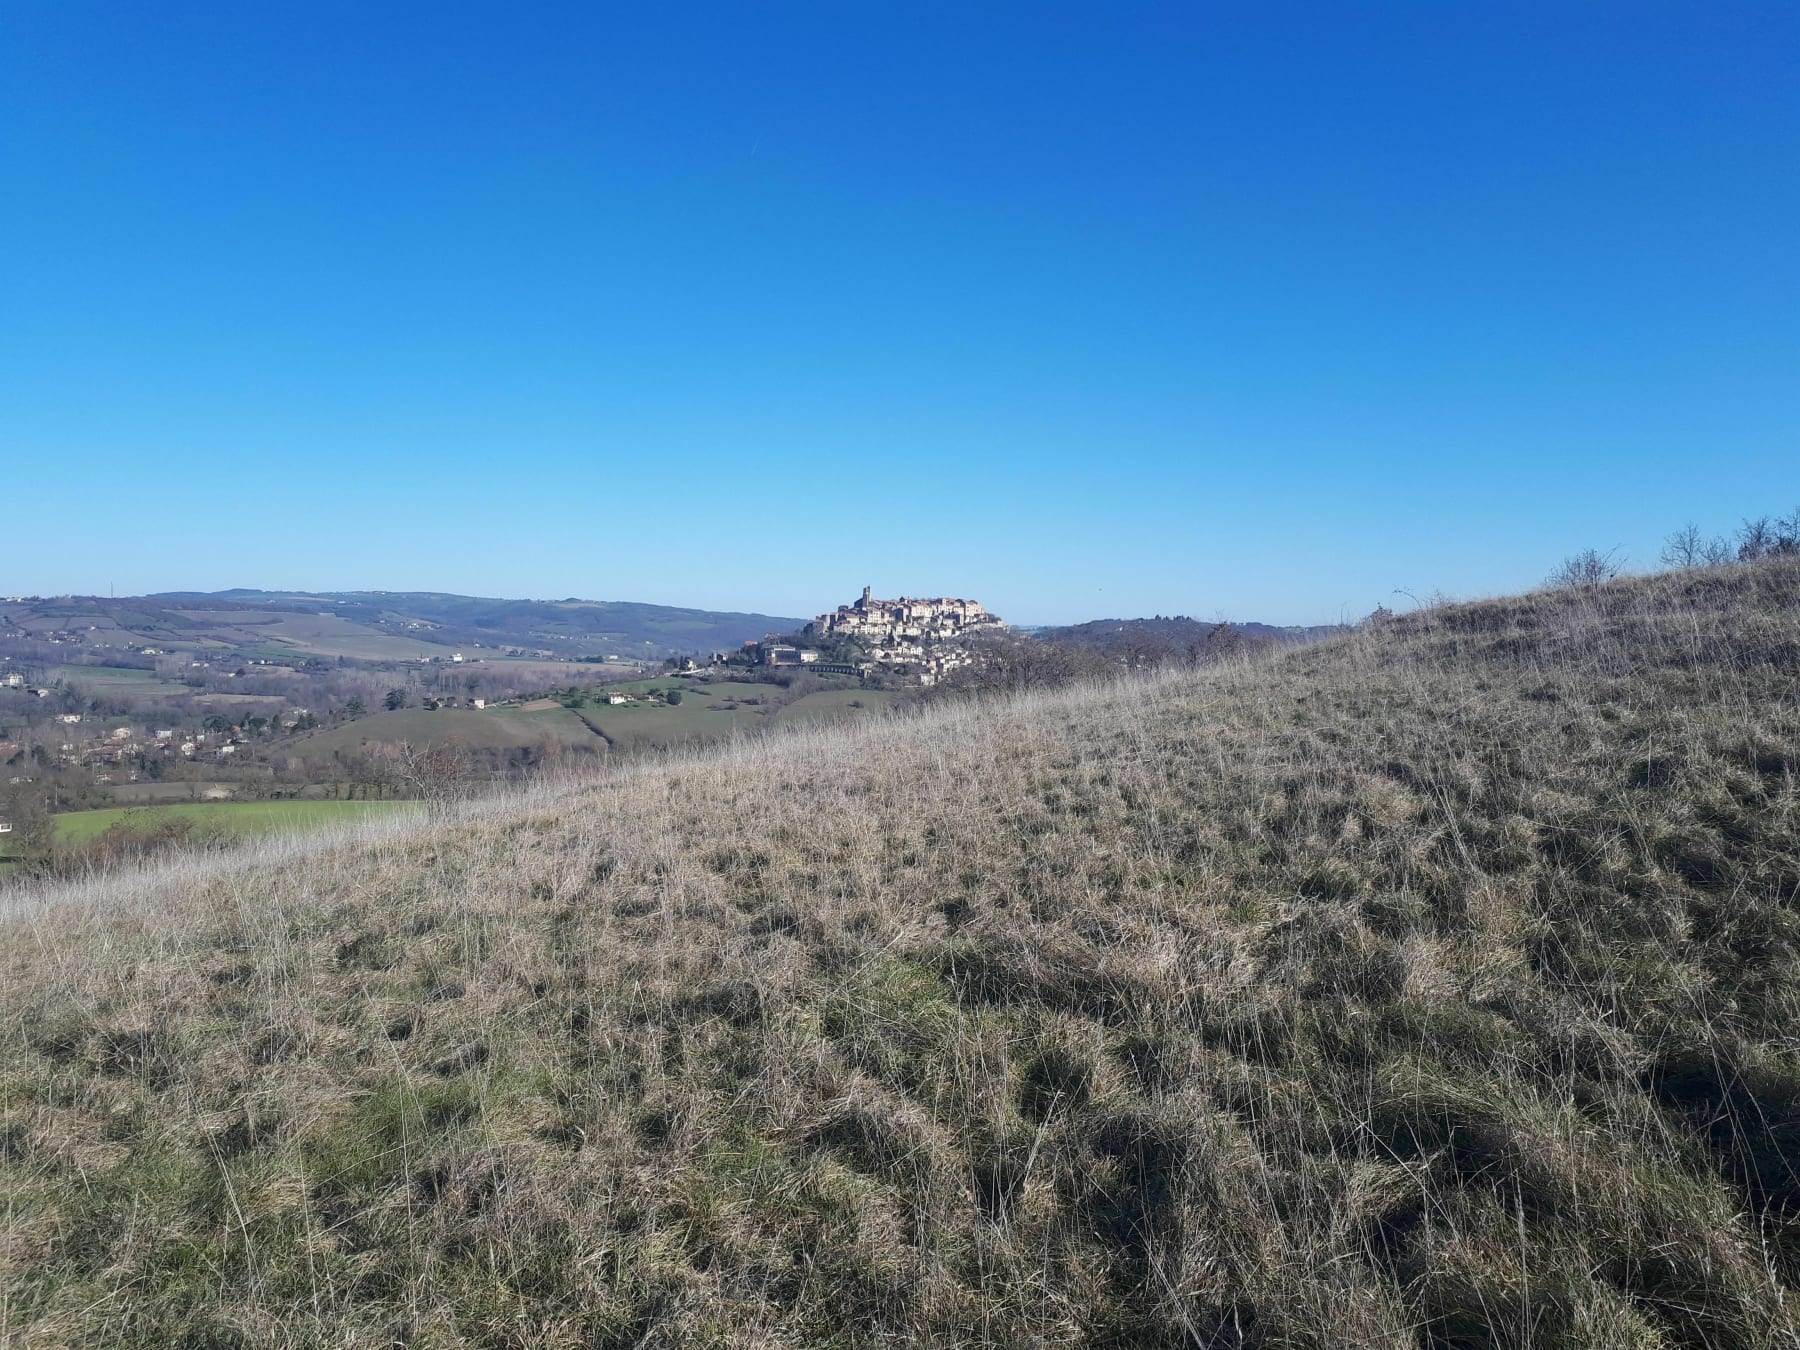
[0,585,1004,858]
[747,586,1004,686]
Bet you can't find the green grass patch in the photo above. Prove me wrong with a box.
[52,799,416,844]
[287,705,600,763]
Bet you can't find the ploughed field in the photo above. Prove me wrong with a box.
[2,560,1799,1346]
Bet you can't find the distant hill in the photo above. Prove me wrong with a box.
[1039,614,1346,654]
[99,589,805,660]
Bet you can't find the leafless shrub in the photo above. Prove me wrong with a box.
[1737,509,1800,561]
[929,630,1114,695]
[1660,524,1709,568]
[374,740,474,805]
[1547,546,1624,588]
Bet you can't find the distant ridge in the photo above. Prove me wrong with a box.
[142,589,804,658]
[1039,614,1346,650]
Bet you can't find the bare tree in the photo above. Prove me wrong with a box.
[1660,524,1708,568]
[1197,622,1247,661]
[1548,547,1624,589]
[377,741,472,805]
[1737,517,1776,561]
[1781,507,1800,552]
[932,633,1111,695]
[1700,535,1736,567]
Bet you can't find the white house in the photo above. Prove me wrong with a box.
[607,693,629,705]
[472,698,486,709]
[56,713,82,724]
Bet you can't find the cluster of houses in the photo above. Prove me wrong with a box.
[1,671,52,698]
[689,587,1007,688]
[809,587,1002,643]
[0,708,317,779]
[596,689,680,706]
[795,586,1006,686]
[11,724,209,774]
[762,645,821,667]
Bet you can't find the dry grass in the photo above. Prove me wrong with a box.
[3,559,1799,1347]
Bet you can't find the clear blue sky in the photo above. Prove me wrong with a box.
[2,3,1794,625]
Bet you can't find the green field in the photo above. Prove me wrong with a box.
[44,664,192,704]
[770,687,903,726]
[51,799,417,844]
[106,781,238,804]
[271,678,899,762]
[168,610,459,661]
[575,679,900,752]
[574,694,766,752]
[286,704,602,764]
[49,664,165,685]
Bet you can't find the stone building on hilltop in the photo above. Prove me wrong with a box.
[808,586,1002,643]
[805,587,1004,685]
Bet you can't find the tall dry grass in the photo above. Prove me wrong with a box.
[2,559,1799,1346]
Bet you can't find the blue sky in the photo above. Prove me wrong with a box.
[2,3,1794,625]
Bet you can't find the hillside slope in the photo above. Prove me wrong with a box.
[4,561,1799,1346]
[2,590,799,665]
[150,589,804,658]
[1041,614,1347,649]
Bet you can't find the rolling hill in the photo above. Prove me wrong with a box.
[148,590,805,659]
[2,590,801,663]
[3,558,1799,1344]
[1039,613,1347,652]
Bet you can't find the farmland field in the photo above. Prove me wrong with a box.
[106,781,238,804]
[574,679,901,752]
[51,799,417,844]
[169,610,460,661]
[770,687,903,725]
[48,665,164,685]
[573,695,765,752]
[45,665,193,702]
[285,704,602,764]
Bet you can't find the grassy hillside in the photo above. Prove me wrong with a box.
[1041,614,1347,648]
[3,560,1799,1345]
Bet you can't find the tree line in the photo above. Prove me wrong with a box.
[1549,508,1800,589]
